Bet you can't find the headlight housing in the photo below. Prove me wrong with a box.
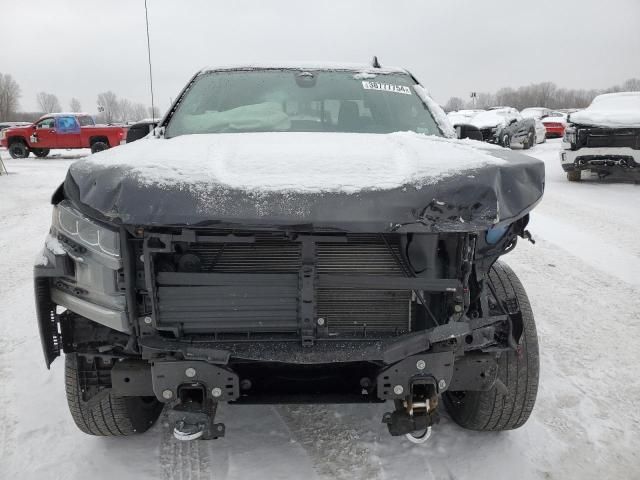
[563,126,576,144]
[52,202,120,257]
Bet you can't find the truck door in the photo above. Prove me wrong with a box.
[32,117,57,148]
[55,116,82,148]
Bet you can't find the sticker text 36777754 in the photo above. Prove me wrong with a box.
[361,81,412,95]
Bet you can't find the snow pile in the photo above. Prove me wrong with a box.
[570,92,640,127]
[78,131,504,194]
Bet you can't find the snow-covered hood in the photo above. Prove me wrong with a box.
[64,131,545,232]
[570,92,640,128]
[470,111,507,129]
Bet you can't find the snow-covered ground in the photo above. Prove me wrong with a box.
[0,141,638,479]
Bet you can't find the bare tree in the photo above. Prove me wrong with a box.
[444,97,465,112]
[36,92,62,113]
[97,91,120,123]
[118,98,134,122]
[148,105,160,119]
[448,77,640,112]
[0,73,21,120]
[132,103,148,121]
[619,78,640,92]
[69,97,82,112]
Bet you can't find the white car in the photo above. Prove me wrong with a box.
[561,92,640,181]
[447,109,483,126]
[533,119,547,144]
[521,107,551,120]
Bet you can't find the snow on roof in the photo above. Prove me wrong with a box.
[38,112,93,118]
[202,61,408,75]
[570,92,640,127]
[470,109,513,129]
[447,110,482,125]
[79,131,504,194]
[521,107,550,119]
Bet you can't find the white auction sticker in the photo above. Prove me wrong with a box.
[362,81,412,95]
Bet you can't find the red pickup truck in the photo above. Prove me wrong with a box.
[0,113,126,158]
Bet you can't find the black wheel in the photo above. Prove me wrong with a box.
[9,141,29,159]
[566,170,581,182]
[31,148,50,158]
[501,134,511,148]
[523,130,535,150]
[90,141,109,154]
[443,261,539,431]
[65,353,163,436]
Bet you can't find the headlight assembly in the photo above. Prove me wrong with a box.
[52,202,120,257]
[564,127,576,144]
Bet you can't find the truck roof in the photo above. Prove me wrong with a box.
[201,62,408,75]
[37,112,93,119]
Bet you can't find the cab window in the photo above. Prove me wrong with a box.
[77,115,95,126]
[56,116,80,133]
[36,118,55,129]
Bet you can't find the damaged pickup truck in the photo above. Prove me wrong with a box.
[34,63,544,443]
[561,92,640,181]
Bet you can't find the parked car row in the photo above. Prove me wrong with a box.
[447,93,640,182]
[447,106,574,148]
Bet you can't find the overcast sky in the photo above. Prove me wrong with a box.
[2,0,639,114]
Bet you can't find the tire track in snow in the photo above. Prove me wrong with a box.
[275,405,384,480]
[503,240,640,478]
[158,410,219,480]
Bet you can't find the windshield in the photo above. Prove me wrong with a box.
[165,70,441,138]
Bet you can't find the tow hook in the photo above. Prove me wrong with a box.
[169,385,225,441]
[382,381,439,444]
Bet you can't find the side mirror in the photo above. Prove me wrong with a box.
[456,124,483,141]
[508,118,517,125]
[32,125,37,129]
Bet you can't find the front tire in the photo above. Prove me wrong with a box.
[31,148,50,158]
[90,141,109,154]
[523,130,534,150]
[566,170,581,182]
[65,353,163,436]
[9,141,29,159]
[443,261,539,431]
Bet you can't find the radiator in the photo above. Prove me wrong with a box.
[153,234,412,336]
